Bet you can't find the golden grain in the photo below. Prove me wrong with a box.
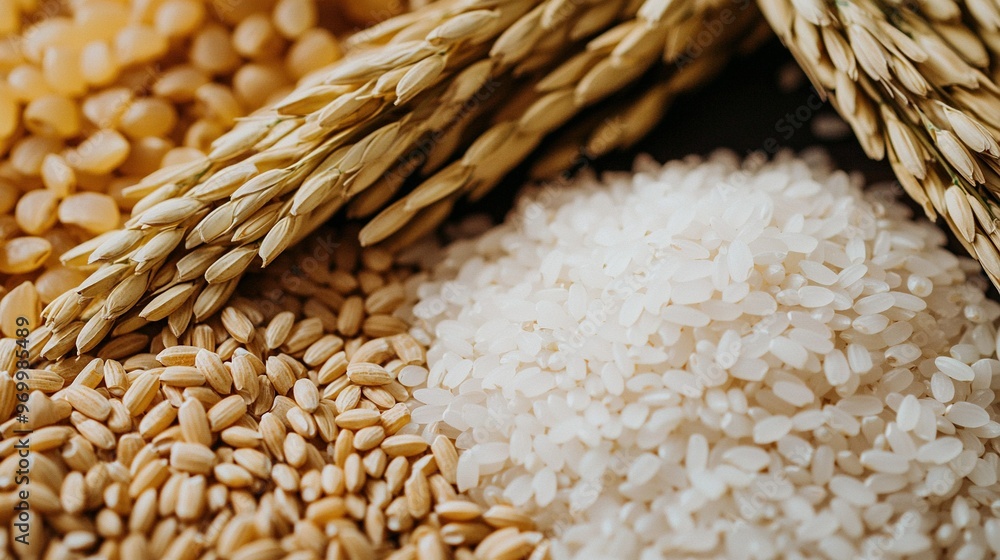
[160,366,206,387]
[336,384,363,412]
[382,434,430,457]
[336,408,382,430]
[347,362,394,386]
[207,395,247,431]
[178,399,212,446]
[286,405,318,438]
[41,0,664,342]
[221,307,255,343]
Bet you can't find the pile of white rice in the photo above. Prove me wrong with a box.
[396,150,1000,559]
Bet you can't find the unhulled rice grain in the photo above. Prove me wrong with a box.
[399,150,1000,559]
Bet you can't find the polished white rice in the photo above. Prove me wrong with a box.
[398,150,1000,559]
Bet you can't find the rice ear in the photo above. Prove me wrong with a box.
[44,0,757,354]
[759,0,1000,289]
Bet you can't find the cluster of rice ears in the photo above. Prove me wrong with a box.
[38,0,768,360]
[760,0,1000,287]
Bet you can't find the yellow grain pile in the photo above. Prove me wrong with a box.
[0,0,342,303]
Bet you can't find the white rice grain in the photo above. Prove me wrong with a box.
[398,151,1000,559]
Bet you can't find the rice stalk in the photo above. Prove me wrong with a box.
[758,0,1000,287]
[527,11,774,181]
[42,0,765,359]
[359,0,769,248]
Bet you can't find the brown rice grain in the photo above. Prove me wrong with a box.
[207,395,247,431]
[230,538,284,560]
[382,435,429,457]
[286,405,318,437]
[337,296,364,337]
[405,471,431,519]
[318,351,349,384]
[292,378,321,412]
[346,362,393,386]
[213,463,254,489]
[335,384,363,412]
[178,399,212,446]
[362,386,396,409]
[169,442,216,475]
[363,315,410,337]
[363,448,389,479]
[0,236,51,274]
[138,400,178,438]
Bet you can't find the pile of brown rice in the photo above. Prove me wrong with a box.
[0,225,546,559]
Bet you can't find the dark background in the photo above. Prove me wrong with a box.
[468,39,898,218]
[614,40,892,178]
